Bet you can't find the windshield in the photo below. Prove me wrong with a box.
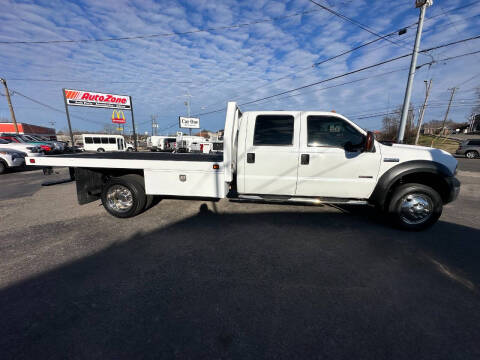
[18,135,34,142]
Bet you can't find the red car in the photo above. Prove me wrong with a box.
[0,135,53,153]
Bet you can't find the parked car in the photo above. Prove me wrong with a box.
[0,148,26,174]
[27,135,66,153]
[456,139,480,159]
[0,138,42,157]
[0,134,54,154]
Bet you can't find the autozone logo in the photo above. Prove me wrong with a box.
[65,90,127,104]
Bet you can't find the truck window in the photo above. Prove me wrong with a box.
[85,137,93,144]
[93,138,101,144]
[253,115,294,146]
[307,116,364,148]
[101,137,109,144]
[109,138,116,144]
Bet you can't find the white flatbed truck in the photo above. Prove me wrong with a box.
[27,102,460,230]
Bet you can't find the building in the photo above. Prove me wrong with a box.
[468,114,480,133]
[0,122,56,140]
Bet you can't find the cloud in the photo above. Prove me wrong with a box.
[0,0,479,132]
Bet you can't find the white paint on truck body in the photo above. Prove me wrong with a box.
[27,101,458,201]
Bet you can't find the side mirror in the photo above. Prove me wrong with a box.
[364,131,375,152]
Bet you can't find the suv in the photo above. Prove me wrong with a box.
[456,139,480,159]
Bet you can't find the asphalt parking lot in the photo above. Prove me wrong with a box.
[1,159,479,359]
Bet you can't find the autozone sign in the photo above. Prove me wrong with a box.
[64,89,131,109]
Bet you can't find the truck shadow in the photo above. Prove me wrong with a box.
[1,205,480,359]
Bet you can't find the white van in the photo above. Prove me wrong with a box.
[147,136,176,152]
[82,134,133,152]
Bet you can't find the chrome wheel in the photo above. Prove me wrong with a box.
[400,193,433,225]
[466,151,477,159]
[106,185,133,213]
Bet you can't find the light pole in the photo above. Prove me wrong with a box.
[397,0,433,143]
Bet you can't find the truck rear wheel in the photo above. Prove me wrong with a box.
[101,174,146,218]
[387,183,443,230]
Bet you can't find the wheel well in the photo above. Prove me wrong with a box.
[74,167,144,205]
[387,172,451,204]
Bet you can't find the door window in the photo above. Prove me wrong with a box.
[253,115,294,146]
[307,116,364,148]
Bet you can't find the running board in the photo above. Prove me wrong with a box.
[233,195,368,205]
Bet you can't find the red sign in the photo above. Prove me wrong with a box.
[112,110,126,124]
[64,89,131,110]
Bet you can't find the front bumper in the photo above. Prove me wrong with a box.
[445,176,460,203]
[455,149,465,155]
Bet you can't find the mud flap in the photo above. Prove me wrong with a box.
[75,168,103,205]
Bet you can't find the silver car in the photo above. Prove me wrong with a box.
[456,139,480,159]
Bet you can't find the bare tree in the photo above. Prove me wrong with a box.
[379,105,415,142]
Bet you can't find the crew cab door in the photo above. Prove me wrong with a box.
[295,113,381,199]
[242,112,300,195]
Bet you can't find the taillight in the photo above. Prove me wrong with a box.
[200,144,204,151]
[29,158,35,163]
[40,145,51,151]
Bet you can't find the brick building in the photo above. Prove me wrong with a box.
[0,122,56,140]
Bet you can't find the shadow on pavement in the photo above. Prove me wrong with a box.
[1,204,480,359]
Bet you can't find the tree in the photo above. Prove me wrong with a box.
[379,105,416,142]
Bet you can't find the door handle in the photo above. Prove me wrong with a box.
[301,154,310,165]
[247,152,255,163]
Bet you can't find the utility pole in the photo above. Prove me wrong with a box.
[0,78,19,134]
[414,79,432,145]
[440,87,457,135]
[184,91,192,136]
[397,0,433,143]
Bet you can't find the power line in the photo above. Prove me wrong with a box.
[307,0,431,58]
[192,37,480,118]
[10,89,105,125]
[0,9,320,45]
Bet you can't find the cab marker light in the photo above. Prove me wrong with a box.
[213,164,219,169]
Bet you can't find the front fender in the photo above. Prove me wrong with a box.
[370,160,454,209]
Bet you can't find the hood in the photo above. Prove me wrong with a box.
[379,142,458,175]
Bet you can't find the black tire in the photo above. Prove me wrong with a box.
[0,161,7,174]
[101,174,146,218]
[465,150,478,159]
[97,148,105,152]
[387,183,443,230]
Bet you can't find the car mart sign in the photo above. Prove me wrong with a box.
[179,116,200,129]
[64,89,131,109]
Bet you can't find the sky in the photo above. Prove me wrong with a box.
[0,0,479,135]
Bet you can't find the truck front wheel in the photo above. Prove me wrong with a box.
[101,174,146,218]
[387,183,443,230]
